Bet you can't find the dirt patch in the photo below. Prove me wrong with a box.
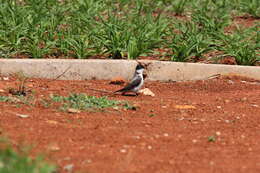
[0,76,260,173]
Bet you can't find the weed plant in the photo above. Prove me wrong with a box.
[213,26,260,65]
[0,0,258,65]
[0,138,56,173]
[50,93,121,111]
[170,21,214,62]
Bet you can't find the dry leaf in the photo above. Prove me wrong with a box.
[175,105,196,109]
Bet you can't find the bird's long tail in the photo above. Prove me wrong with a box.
[114,88,125,93]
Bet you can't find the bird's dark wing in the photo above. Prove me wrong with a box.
[115,77,141,93]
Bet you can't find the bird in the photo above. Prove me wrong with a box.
[114,63,145,96]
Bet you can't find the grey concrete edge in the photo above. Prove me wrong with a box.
[0,59,259,81]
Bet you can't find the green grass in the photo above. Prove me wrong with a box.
[0,138,56,173]
[214,26,260,65]
[0,96,10,102]
[170,21,214,62]
[0,0,259,65]
[50,93,121,111]
[240,0,260,18]
[208,135,216,142]
[1,91,133,112]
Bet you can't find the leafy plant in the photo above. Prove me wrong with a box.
[123,102,137,110]
[208,135,216,142]
[0,138,56,173]
[170,21,213,62]
[0,96,10,102]
[240,0,260,18]
[192,0,231,33]
[65,35,94,59]
[91,6,168,59]
[0,0,258,65]
[214,26,259,65]
[50,93,120,111]
[9,72,28,96]
[171,0,187,16]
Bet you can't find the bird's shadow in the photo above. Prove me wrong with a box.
[122,93,138,97]
[113,93,138,97]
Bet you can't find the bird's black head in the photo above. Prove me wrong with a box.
[136,64,145,70]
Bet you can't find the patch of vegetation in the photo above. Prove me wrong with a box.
[214,26,259,65]
[0,96,10,102]
[170,21,213,62]
[50,93,121,111]
[0,0,258,65]
[0,95,34,106]
[122,102,138,110]
[8,72,28,96]
[240,0,260,18]
[148,113,156,117]
[208,135,216,142]
[0,138,56,173]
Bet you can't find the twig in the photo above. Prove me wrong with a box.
[85,88,117,96]
[85,88,112,93]
[48,66,72,82]
[205,74,221,80]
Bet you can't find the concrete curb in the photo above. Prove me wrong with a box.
[0,59,259,81]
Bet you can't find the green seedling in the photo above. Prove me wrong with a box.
[208,135,216,142]
[123,102,137,111]
[9,72,28,96]
[0,96,10,102]
[148,113,156,117]
[49,93,121,111]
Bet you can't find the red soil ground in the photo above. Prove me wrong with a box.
[0,75,260,173]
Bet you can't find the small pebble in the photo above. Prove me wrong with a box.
[17,114,30,118]
[3,77,9,81]
[154,134,160,139]
[63,164,74,173]
[192,139,198,143]
[67,108,81,114]
[147,145,152,150]
[217,106,222,109]
[241,97,247,101]
[216,131,221,136]
[227,80,234,84]
[225,120,230,123]
[120,149,127,153]
[134,136,140,139]
[209,161,215,166]
[224,99,230,103]
[163,133,169,137]
[85,159,92,164]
